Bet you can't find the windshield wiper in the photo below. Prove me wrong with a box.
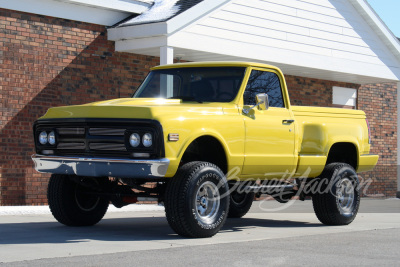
[168,96,203,103]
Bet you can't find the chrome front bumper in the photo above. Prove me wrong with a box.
[32,155,170,178]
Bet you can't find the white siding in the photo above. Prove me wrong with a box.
[168,0,400,83]
[187,0,396,65]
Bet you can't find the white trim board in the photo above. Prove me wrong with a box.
[58,0,152,13]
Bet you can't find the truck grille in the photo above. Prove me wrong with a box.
[34,119,164,158]
[89,128,126,136]
[89,143,126,151]
[57,142,86,150]
[55,126,128,155]
[57,128,85,135]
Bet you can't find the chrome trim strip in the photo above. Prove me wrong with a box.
[32,154,169,178]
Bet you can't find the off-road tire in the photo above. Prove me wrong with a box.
[164,162,230,238]
[312,163,360,225]
[228,191,254,218]
[48,174,109,226]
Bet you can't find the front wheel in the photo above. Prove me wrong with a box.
[48,174,109,226]
[312,163,360,225]
[165,162,230,238]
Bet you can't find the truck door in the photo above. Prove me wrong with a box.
[242,68,296,177]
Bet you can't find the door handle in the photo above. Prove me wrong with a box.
[282,119,294,124]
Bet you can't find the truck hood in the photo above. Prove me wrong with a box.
[40,98,231,120]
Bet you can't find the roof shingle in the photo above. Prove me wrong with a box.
[114,0,204,28]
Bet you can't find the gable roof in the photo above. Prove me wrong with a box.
[107,0,400,84]
[114,0,204,27]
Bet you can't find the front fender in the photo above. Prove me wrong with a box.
[164,130,232,178]
[159,115,245,177]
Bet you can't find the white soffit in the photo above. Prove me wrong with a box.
[123,46,396,84]
[0,0,150,26]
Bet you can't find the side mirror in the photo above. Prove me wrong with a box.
[243,93,269,115]
[256,93,269,111]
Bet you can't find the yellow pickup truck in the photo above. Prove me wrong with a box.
[32,62,378,238]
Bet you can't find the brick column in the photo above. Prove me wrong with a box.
[397,82,400,198]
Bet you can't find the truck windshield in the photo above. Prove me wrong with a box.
[133,67,246,102]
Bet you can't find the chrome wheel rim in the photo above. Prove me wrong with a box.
[336,178,355,215]
[195,181,220,224]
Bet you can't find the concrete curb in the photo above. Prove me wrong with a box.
[0,204,165,216]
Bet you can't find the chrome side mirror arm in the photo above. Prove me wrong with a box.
[243,102,264,115]
[242,93,269,115]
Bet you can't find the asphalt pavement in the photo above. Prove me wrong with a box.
[0,198,399,266]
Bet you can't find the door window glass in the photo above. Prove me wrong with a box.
[243,70,284,108]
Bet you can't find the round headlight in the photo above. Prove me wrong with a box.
[39,131,48,145]
[48,131,56,145]
[142,133,152,147]
[129,133,140,147]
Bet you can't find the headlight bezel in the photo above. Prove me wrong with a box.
[39,131,48,145]
[37,129,57,147]
[129,133,141,148]
[125,128,157,154]
[142,133,153,147]
[48,131,56,145]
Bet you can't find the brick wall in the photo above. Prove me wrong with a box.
[0,9,159,205]
[285,75,360,107]
[0,9,397,205]
[358,83,397,196]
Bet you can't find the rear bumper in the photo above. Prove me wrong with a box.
[357,154,379,173]
[32,154,170,178]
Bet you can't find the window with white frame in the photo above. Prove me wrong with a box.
[332,86,357,108]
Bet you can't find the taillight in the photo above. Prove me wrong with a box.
[366,119,371,144]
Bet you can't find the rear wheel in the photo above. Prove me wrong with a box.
[312,163,360,225]
[165,162,229,238]
[228,191,254,218]
[48,174,109,226]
